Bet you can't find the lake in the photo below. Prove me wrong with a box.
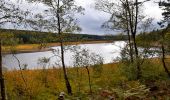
[3,41,158,70]
[2,41,127,70]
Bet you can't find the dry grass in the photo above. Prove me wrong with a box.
[4,63,118,93]
[2,40,113,53]
[4,63,119,99]
[4,59,170,99]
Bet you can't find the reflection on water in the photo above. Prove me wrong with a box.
[3,41,127,70]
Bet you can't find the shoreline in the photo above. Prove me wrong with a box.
[2,40,114,54]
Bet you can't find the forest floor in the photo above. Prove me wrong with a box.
[4,58,170,100]
[2,40,113,54]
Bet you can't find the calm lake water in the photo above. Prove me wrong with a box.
[3,41,126,70]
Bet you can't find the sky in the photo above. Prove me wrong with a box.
[75,0,163,35]
[9,0,164,35]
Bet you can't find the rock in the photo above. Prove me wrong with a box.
[58,92,65,100]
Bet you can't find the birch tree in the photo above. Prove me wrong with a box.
[158,0,170,78]
[27,0,84,95]
[95,0,149,79]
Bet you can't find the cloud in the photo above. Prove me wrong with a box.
[76,0,163,35]
[75,0,115,35]
[4,0,163,35]
[143,0,163,21]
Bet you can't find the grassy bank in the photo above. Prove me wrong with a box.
[4,58,170,100]
[2,40,113,54]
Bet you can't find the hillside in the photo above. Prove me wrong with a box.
[0,29,128,45]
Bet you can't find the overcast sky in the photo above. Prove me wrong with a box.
[10,0,163,35]
[75,0,163,35]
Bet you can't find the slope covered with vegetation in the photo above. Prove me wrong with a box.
[0,29,127,45]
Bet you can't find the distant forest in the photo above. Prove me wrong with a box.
[0,29,128,45]
[1,28,170,46]
[137,28,170,47]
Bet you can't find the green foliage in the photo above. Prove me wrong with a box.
[118,62,138,80]
[118,59,168,81]
[34,88,58,100]
[137,31,162,42]
[0,29,127,45]
[109,69,128,87]
[0,32,19,46]
[141,60,167,81]
[92,64,103,78]
[136,29,170,48]
[165,32,170,50]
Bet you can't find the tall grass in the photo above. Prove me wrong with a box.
[4,59,170,99]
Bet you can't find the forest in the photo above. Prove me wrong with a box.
[0,29,127,45]
[0,0,170,100]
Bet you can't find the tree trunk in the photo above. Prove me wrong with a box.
[132,34,141,79]
[127,31,133,63]
[161,44,170,78]
[161,28,170,78]
[57,0,72,95]
[125,9,133,63]
[126,0,142,79]
[0,40,6,100]
[85,66,92,94]
[60,41,72,95]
